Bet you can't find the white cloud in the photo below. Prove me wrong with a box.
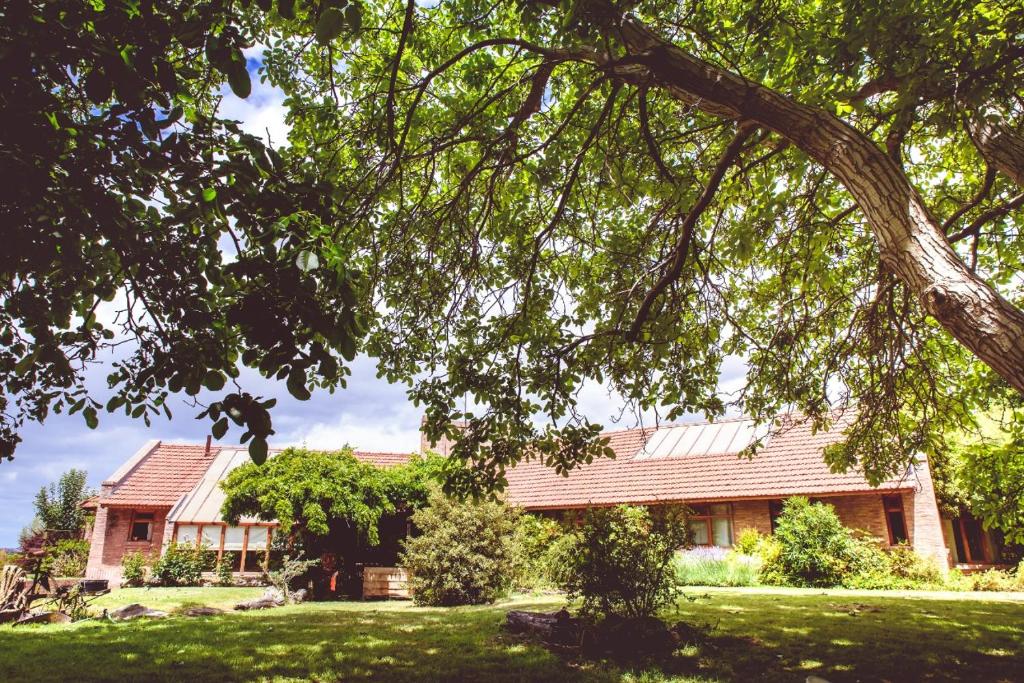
[292,414,422,454]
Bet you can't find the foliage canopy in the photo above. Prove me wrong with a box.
[220,446,440,544]
[2,0,1023,497]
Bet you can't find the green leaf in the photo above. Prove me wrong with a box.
[315,7,347,44]
[249,436,269,464]
[345,3,362,34]
[203,370,226,391]
[227,57,251,99]
[83,405,98,429]
[212,416,229,439]
[84,70,112,104]
[202,188,217,202]
[340,333,356,361]
[287,369,311,400]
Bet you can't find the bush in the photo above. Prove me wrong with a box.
[43,539,90,577]
[887,543,943,585]
[969,568,1018,592]
[121,551,149,587]
[151,542,213,586]
[215,555,234,587]
[766,497,858,587]
[555,505,689,619]
[674,546,761,587]
[401,489,519,606]
[733,528,762,555]
[511,513,565,590]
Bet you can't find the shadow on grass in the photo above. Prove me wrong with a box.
[1,593,1021,682]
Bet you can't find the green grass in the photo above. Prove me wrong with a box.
[1,587,1021,682]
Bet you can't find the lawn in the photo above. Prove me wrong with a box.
[1,587,1021,682]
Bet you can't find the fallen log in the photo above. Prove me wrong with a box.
[505,609,582,646]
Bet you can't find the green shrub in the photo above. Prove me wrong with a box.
[215,555,235,586]
[401,489,519,606]
[673,547,761,587]
[555,505,689,619]
[767,497,858,587]
[43,538,90,577]
[151,542,213,586]
[734,528,763,555]
[969,568,1018,592]
[887,543,943,586]
[121,550,149,587]
[511,513,564,590]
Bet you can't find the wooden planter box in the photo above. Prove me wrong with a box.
[362,566,411,599]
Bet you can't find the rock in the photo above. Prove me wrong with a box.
[14,610,72,625]
[262,587,286,606]
[290,588,309,603]
[806,677,832,683]
[234,598,278,611]
[181,606,223,617]
[108,603,169,621]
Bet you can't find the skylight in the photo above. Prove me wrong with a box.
[632,419,770,459]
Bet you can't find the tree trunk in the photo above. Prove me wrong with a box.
[967,118,1024,187]
[603,18,1024,394]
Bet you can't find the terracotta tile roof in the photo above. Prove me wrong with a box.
[351,451,414,468]
[104,415,906,512]
[100,443,220,507]
[503,415,911,509]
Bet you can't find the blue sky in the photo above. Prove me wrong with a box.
[0,53,747,547]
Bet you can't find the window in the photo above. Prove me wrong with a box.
[883,495,908,545]
[688,504,733,547]
[768,500,784,532]
[129,512,154,542]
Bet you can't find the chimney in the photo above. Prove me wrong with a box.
[204,434,212,457]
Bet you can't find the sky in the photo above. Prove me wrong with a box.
[0,52,747,548]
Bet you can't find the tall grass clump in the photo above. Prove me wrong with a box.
[673,546,761,587]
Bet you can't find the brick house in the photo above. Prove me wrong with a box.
[86,414,960,584]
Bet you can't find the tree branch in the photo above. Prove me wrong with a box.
[626,122,755,341]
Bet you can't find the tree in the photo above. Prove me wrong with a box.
[33,469,94,534]
[220,447,438,543]
[935,406,1024,545]
[2,1,1023,495]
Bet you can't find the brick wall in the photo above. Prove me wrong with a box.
[903,459,951,568]
[827,494,890,543]
[731,499,773,536]
[84,503,169,585]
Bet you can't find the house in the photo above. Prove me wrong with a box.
[86,414,971,585]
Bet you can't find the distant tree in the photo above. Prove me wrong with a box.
[935,406,1024,545]
[33,469,94,535]
[221,447,440,550]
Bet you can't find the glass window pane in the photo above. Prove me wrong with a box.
[689,520,709,545]
[709,503,730,516]
[201,525,221,549]
[712,517,732,547]
[176,524,199,545]
[247,527,269,551]
[223,526,246,551]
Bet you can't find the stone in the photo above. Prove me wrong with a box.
[234,598,278,611]
[15,610,72,625]
[181,606,223,617]
[108,603,168,620]
[290,588,309,603]
[262,587,286,606]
